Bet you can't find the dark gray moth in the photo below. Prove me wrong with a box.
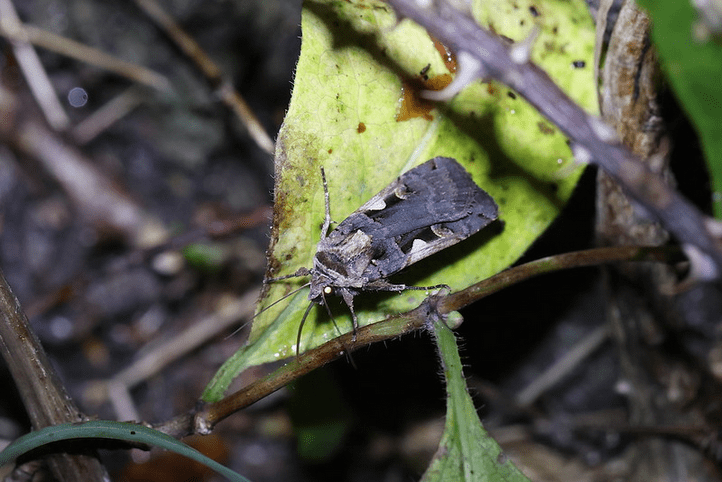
[266,156,499,353]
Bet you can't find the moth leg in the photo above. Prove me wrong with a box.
[319,167,333,239]
[339,289,359,342]
[362,281,409,292]
[401,283,450,293]
[265,267,311,283]
[319,290,357,366]
[318,289,346,339]
[364,280,450,294]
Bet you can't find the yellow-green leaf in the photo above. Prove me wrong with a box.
[423,319,531,481]
[204,0,596,400]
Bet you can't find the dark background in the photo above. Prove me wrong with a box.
[1,1,719,481]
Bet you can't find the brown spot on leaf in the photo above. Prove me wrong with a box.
[537,121,555,135]
[431,36,457,73]
[397,73,452,122]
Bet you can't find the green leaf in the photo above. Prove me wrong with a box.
[183,242,227,272]
[424,317,530,482]
[0,421,251,482]
[204,0,596,399]
[635,0,722,217]
[287,369,352,462]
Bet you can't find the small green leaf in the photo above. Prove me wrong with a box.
[635,0,722,217]
[0,421,250,482]
[287,369,352,462]
[424,320,530,482]
[183,242,226,272]
[204,0,596,399]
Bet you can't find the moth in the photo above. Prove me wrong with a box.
[266,156,499,353]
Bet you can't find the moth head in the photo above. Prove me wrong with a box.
[308,271,333,303]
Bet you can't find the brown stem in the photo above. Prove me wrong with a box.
[0,268,109,481]
[155,245,677,438]
[387,0,722,275]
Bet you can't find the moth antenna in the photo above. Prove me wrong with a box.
[225,282,312,340]
[319,166,333,239]
[295,301,316,358]
[252,281,311,323]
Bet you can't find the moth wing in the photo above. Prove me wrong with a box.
[357,157,497,240]
[328,157,499,279]
[402,234,467,267]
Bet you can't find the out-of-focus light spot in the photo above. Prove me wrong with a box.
[68,87,88,107]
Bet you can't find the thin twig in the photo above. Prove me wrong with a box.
[12,118,169,248]
[72,86,148,145]
[81,291,257,424]
[514,325,610,407]
[0,0,69,130]
[112,291,257,390]
[132,0,275,155]
[387,0,722,277]
[0,268,109,480]
[196,298,421,432]
[154,245,676,438]
[0,21,172,92]
[439,246,680,313]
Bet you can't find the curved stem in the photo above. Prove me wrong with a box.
[156,245,678,438]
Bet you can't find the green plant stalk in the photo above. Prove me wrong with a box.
[425,319,530,481]
[0,421,251,482]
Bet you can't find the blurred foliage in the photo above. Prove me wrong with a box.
[637,0,722,216]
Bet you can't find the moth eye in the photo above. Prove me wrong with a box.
[324,286,333,295]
